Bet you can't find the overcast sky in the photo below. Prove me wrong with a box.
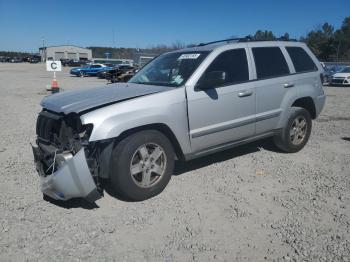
[0,0,349,52]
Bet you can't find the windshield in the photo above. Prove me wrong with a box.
[340,67,350,73]
[129,51,209,87]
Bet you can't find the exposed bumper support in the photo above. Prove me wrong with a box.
[32,146,101,202]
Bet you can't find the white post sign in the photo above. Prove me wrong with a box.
[46,61,62,72]
[46,60,62,79]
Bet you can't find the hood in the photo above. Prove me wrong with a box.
[41,83,174,114]
[333,73,350,78]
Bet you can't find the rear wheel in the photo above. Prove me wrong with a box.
[273,107,312,153]
[110,130,175,201]
[111,75,117,83]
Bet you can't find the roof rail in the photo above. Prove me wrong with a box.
[197,36,298,46]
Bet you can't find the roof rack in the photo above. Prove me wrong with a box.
[197,36,298,46]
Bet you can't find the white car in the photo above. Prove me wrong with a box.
[331,66,350,86]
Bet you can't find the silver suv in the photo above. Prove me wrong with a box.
[32,38,326,202]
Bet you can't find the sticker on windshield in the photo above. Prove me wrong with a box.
[178,53,201,60]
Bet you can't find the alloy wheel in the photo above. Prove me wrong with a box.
[129,143,167,188]
[290,116,307,145]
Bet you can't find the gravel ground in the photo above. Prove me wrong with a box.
[0,63,349,262]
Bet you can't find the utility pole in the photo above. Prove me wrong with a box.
[113,29,116,48]
[41,37,45,61]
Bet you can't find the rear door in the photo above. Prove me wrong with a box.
[186,47,256,153]
[248,44,294,134]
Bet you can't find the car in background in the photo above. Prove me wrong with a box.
[105,64,136,82]
[63,59,91,67]
[60,59,71,66]
[9,57,22,63]
[0,57,9,62]
[70,63,112,77]
[28,56,41,63]
[320,62,333,84]
[96,64,123,79]
[330,66,350,86]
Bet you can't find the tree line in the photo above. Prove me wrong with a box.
[1,16,349,62]
[246,17,350,62]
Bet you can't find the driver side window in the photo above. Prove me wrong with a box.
[198,48,249,89]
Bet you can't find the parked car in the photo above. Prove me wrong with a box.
[105,64,136,82]
[10,57,22,63]
[60,59,71,67]
[0,57,9,62]
[330,66,350,86]
[96,64,115,78]
[69,59,90,67]
[70,63,112,77]
[33,38,326,202]
[28,56,41,63]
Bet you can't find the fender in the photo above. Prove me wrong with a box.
[80,88,192,155]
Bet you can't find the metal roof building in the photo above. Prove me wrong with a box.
[39,45,92,62]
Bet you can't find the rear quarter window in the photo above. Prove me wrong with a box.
[252,47,290,79]
[286,47,317,73]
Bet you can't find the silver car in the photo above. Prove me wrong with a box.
[32,38,326,202]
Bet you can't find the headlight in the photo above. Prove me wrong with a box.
[347,76,350,79]
[79,124,94,141]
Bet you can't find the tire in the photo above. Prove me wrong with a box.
[110,130,175,201]
[79,71,85,78]
[273,107,312,153]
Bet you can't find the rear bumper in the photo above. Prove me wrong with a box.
[32,145,101,202]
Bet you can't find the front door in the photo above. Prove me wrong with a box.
[186,48,256,153]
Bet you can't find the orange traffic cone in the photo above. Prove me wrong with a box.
[51,78,59,94]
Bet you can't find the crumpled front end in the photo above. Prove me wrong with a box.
[32,110,102,202]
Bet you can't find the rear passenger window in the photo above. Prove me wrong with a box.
[286,47,317,73]
[200,49,249,87]
[252,47,290,79]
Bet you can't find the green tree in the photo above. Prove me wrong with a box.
[253,30,276,40]
[333,17,350,61]
[304,22,335,61]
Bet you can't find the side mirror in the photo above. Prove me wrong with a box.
[196,71,226,90]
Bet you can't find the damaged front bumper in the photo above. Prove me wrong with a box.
[32,145,101,202]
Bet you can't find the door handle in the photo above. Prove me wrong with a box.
[283,83,294,88]
[238,90,253,97]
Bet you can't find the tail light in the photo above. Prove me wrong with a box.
[320,73,324,84]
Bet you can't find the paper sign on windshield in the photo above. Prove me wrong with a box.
[178,54,201,60]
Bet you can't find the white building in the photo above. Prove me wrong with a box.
[39,45,92,61]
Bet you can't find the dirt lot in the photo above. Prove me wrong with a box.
[0,63,349,261]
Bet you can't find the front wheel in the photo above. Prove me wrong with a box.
[79,71,86,77]
[273,107,312,153]
[110,130,175,201]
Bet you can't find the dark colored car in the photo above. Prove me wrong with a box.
[0,57,9,62]
[60,59,71,66]
[10,57,22,63]
[29,56,41,63]
[96,64,116,79]
[105,65,136,82]
[61,59,90,67]
[68,60,85,67]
